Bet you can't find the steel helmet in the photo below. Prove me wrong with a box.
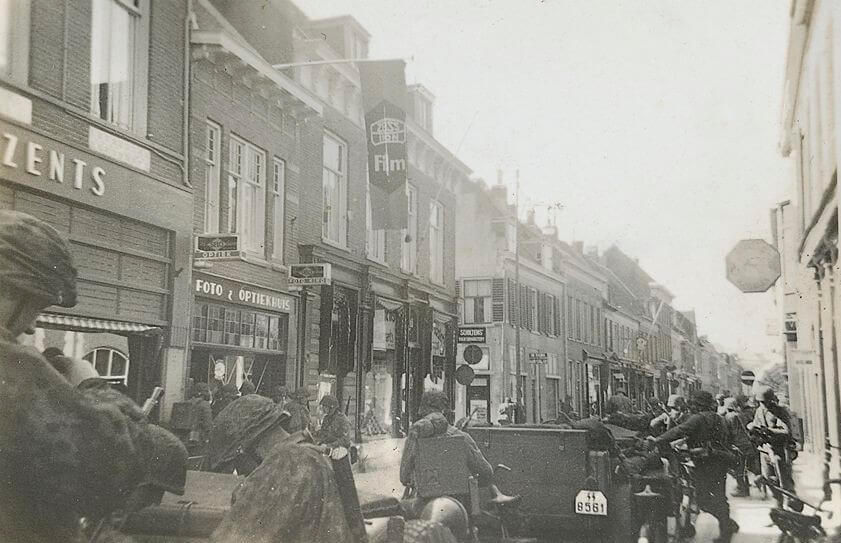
[420,496,469,541]
[0,210,77,307]
[755,385,777,404]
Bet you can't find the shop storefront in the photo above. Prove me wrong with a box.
[1,118,193,415]
[189,272,295,397]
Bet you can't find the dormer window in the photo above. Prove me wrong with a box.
[416,95,433,132]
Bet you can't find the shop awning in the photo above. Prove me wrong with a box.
[37,314,162,335]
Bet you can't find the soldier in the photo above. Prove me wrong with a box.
[315,394,352,450]
[652,390,739,543]
[0,210,143,541]
[723,396,753,497]
[649,393,688,435]
[282,387,312,433]
[748,386,796,501]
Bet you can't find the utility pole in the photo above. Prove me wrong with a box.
[514,169,522,412]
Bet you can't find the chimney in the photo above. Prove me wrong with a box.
[489,184,508,208]
[527,209,536,225]
[573,241,584,254]
[542,225,558,239]
[497,169,504,185]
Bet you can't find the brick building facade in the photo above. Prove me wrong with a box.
[1,0,194,418]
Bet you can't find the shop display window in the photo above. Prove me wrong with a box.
[192,302,287,351]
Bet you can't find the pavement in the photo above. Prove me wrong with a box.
[352,440,839,542]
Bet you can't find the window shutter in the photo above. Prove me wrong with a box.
[526,288,534,331]
[536,291,544,334]
[554,296,561,336]
[492,278,504,322]
[455,279,461,299]
[507,279,516,324]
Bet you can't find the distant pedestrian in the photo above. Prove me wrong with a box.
[282,387,312,433]
[212,383,239,418]
[239,379,256,396]
[187,382,213,454]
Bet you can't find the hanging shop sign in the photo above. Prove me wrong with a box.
[358,60,409,230]
[194,234,243,261]
[528,352,548,363]
[458,327,486,344]
[288,263,332,286]
[194,272,293,313]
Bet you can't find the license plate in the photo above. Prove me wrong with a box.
[575,490,608,516]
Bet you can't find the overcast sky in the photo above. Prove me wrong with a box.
[298,0,792,360]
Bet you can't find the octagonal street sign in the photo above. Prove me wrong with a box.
[726,239,781,293]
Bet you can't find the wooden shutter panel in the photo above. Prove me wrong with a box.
[492,278,504,322]
[507,279,516,324]
[455,279,461,299]
[536,291,543,334]
[554,296,561,336]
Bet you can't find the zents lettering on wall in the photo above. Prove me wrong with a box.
[1,132,106,196]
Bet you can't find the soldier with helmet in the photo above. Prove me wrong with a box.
[0,210,144,541]
[649,393,688,435]
[748,385,796,497]
[651,390,739,543]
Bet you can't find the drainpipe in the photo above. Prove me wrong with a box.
[815,267,832,500]
[181,0,194,189]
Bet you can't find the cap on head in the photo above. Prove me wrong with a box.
[418,390,450,417]
[0,210,77,307]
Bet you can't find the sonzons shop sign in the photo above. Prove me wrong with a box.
[194,272,293,313]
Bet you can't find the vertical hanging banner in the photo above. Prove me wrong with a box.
[358,60,409,230]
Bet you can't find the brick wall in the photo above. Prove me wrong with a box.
[190,58,305,283]
[25,0,187,186]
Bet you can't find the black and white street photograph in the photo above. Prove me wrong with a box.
[1,0,840,541]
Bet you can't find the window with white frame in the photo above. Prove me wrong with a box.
[271,158,285,262]
[463,279,491,324]
[429,200,444,284]
[366,181,386,262]
[204,121,221,232]
[402,185,417,273]
[0,0,11,74]
[83,347,129,385]
[322,133,348,246]
[228,136,266,255]
[90,0,140,129]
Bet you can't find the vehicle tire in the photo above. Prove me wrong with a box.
[403,519,459,543]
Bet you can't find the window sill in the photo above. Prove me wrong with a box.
[322,237,351,253]
[271,261,287,273]
[242,253,271,268]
